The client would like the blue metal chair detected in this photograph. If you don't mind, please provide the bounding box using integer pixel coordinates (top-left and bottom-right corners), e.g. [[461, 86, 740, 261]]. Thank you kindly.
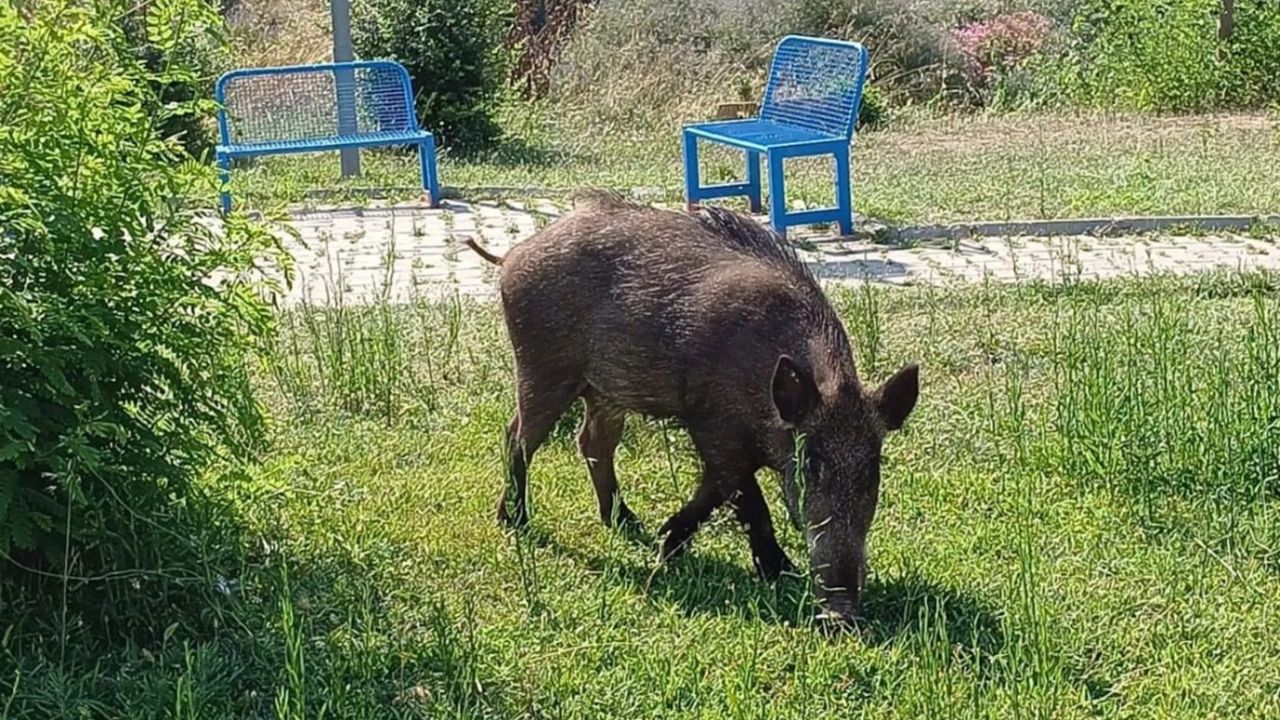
[[215, 60, 440, 213], [682, 36, 869, 237]]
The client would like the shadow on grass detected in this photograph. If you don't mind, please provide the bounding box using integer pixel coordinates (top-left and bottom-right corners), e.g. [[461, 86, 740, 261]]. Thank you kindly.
[[0, 500, 523, 719], [536, 528, 1000, 643], [453, 135, 581, 170], [533, 527, 1115, 701]]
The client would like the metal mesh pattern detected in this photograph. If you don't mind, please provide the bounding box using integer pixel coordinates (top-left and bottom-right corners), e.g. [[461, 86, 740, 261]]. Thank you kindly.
[[761, 38, 867, 139], [219, 62, 416, 146]]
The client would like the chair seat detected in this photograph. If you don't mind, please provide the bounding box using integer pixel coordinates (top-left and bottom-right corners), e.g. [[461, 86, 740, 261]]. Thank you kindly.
[[685, 119, 842, 151], [219, 130, 432, 158]]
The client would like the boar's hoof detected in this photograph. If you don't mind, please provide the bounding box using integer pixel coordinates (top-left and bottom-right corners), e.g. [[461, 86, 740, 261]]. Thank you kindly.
[[815, 597, 864, 634], [657, 519, 694, 562], [496, 497, 530, 529], [603, 502, 641, 530], [753, 551, 796, 581]]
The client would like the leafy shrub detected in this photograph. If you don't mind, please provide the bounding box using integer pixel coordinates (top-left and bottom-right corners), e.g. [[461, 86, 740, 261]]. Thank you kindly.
[[352, 0, 513, 153], [1221, 0, 1280, 107], [950, 10, 1053, 107], [0, 0, 280, 569], [858, 83, 889, 129], [127, 0, 230, 155], [1041, 0, 1280, 111]]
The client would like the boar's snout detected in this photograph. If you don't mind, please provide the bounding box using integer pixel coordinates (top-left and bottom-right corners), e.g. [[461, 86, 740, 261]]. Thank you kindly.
[[811, 534, 869, 621], [778, 363, 920, 628]]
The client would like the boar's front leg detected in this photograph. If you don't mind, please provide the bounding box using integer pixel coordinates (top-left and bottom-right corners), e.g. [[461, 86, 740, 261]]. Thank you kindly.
[[730, 478, 795, 580], [656, 423, 748, 561], [577, 392, 639, 528], [657, 480, 724, 561]]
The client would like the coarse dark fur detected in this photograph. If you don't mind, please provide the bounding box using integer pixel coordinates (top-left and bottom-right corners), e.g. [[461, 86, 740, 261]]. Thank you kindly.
[[473, 190, 919, 621]]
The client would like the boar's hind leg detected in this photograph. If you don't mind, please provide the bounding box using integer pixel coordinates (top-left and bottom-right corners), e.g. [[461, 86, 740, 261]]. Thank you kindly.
[[497, 374, 581, 528], [577, 393, 639, 528], [731, 479, 795, 580]]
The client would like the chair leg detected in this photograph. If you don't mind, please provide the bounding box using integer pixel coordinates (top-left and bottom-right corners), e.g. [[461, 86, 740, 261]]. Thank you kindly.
[[218, 153, 232, 215], [767, 151, 787, 239], [746, 150, 762, 213], [420, 135, 441, 208], [834, 145, 853, 236], [683, 130, 700, 213]]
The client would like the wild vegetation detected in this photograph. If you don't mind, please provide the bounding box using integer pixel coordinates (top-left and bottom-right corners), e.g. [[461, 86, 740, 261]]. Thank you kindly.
[[222, 0, 1280, 219], [3, 0, 1280, 717], [6, 269, 1280, 717], [0, 0, 281, 567]]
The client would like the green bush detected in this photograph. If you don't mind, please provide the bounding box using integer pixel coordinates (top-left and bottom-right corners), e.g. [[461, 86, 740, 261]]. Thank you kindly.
[[0, 0, 280, 569], [1042, 0, 1280, 111], [858, 82, 889, 129], [124, 0, 230, 156], [1223, 0, 1280, 107], [353, 0, 513, 153]]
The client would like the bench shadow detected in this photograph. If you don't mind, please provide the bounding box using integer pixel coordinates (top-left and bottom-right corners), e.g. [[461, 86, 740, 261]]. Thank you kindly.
[[808, 256, 912, 283]]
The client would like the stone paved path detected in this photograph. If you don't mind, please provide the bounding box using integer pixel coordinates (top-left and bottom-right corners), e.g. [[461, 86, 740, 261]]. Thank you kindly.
[[271, 200, 1280, 306]]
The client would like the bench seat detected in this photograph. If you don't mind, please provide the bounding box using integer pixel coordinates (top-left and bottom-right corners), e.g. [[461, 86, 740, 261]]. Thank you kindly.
[[684, 119, 845, 153], [218, 130, 433, 159]]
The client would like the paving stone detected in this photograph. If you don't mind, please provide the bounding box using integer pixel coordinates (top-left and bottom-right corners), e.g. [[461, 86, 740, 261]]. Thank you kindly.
[[261, 201, 1280, 307]]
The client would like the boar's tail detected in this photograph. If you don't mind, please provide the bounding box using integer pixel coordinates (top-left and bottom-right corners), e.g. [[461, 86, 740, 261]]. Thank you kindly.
[[464, 237, 504, 266]]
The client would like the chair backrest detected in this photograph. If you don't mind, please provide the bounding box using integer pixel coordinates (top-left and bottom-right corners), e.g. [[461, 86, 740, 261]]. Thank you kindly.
[[760, 36, 868, 140], [215, 61, 418, 146]]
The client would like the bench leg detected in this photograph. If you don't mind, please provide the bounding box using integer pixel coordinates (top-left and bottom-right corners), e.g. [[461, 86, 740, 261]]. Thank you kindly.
[[420, 135, 441, 208], [218, 153, 232, 215], [767, 150, 787, 239], [834, 145, 853, 236], [682, 130, 700, 213], [746, 150, 762, 213]]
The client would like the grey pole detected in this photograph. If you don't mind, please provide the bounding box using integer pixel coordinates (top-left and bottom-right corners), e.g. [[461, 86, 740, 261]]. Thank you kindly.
[[332, 0, 361, 177]]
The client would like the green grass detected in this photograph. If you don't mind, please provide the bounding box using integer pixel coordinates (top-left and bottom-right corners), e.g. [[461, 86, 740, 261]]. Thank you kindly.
[[4, 271, 1279, 717], [226, 111, 1280, 225]]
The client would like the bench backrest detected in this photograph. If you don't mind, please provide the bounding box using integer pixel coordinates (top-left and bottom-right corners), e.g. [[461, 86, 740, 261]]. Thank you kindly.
[[760, 36, 868, 140], [215, 61, 418, 146]]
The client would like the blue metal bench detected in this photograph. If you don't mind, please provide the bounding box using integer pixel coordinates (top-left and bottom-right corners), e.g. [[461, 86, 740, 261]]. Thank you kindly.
[[215, 60, 440, 213], [682, 36, 869, 238]]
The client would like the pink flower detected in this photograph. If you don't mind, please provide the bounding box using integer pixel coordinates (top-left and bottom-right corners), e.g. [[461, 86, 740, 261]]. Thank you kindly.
[[950, 11, 1051, 84]]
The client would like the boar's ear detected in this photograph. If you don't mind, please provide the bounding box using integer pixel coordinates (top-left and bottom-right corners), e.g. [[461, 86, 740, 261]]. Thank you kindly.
[[772, 355, 818, 426], [873, 364, 919, 431]]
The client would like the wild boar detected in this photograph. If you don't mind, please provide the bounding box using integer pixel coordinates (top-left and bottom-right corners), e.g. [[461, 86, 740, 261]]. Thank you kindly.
[[466, 191, 918, 623]]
